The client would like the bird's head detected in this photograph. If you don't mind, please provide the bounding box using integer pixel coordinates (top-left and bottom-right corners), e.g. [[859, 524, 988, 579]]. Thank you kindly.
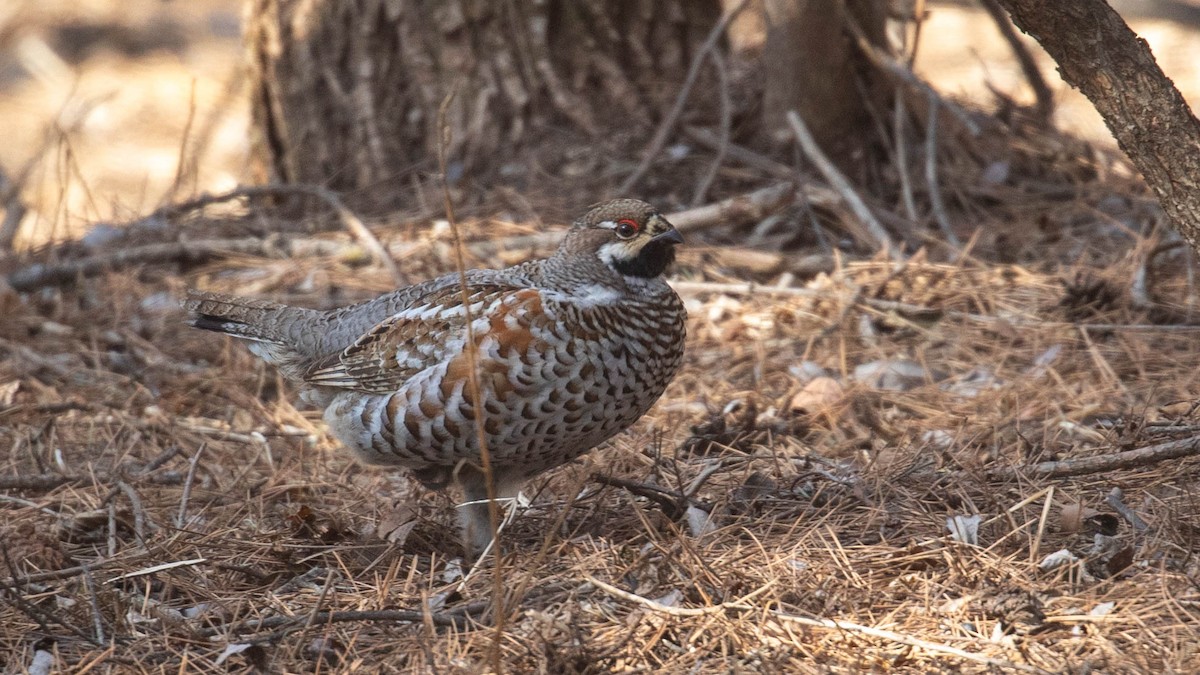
[[561, 199, 683, 279]]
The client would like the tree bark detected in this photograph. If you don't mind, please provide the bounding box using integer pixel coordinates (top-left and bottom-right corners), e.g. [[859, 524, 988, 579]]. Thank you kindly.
[[724, 0, 889, 171], [760, 0, 887, 162], [243, 0, 721, 209], [244, 0, 904, 209], [994, 0, 1200, 252]]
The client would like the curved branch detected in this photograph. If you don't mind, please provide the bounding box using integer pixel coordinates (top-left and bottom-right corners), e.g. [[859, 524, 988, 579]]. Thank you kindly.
[[993, 0, 1200, 253], [978, 0, 1053, 120]]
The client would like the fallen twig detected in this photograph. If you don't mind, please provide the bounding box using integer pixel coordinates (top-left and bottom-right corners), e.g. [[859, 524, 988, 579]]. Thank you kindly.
[[5, 188, 407, 292], [6, 237, 335, 292], [0, 401, 94, 420], [670, 182, 801, 233], [923, 91, 960, 247], [115, 481, 149, 546], [986, 435, 1200, 480], [592, 474, 695, 518], [297, 569, 337, 654], [691, 48, 731, 207], [0, 494, 58, 515], [143, 183, 402, 283], [0, 470, 186, 492], [175, 443, 207, 528], [82, 565, 106, 644], [0, 339, 77, 377], [196, 607, 477, 639], [893, 97, 919, 222], [1106, 487, 1149, 532], [108, 558, 207, 583], [786, 111, 899, 257], [0, 562, 114, 591], [669, 279, 1200, 333], [683, 126, 793, 179], [618, 0, 750, 194], [468, 183, 805, 258], [0, 473, 82, 491], [7, 183, 807, 293]]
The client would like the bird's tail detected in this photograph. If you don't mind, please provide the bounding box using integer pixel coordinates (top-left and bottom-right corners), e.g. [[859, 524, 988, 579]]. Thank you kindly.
[[184, 290, 312, 345]]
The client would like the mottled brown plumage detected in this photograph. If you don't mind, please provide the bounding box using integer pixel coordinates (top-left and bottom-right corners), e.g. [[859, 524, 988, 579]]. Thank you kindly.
[[185, 199, 687, 558]]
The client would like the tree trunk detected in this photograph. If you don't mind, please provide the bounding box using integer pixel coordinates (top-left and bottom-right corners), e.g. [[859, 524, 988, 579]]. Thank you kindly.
[[994, 0, 1200, 252], [758, 0, 889, 166], [245, 0, 900, 210], [722, 0, 889, 171], [244, 0, 721, 210]]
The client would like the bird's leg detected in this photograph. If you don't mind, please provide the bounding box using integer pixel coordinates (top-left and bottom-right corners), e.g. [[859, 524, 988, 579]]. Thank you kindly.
[[455, 466, 522, 563]]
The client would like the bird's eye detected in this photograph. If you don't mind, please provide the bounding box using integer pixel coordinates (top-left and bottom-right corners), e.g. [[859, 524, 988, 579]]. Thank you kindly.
[[614, 219, 639, 239]]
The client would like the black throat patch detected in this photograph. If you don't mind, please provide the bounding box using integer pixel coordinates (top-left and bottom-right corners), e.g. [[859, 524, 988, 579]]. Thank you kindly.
[[609, 240, 677, 279]]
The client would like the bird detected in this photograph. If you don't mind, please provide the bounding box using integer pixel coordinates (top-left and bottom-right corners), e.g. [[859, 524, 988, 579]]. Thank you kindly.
[[184, 199, 687, 559]]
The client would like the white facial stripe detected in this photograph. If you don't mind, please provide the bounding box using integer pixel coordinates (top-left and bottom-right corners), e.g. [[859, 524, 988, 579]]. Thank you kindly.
[[597, 220, 617, 230], [597, 240, 634, 265]]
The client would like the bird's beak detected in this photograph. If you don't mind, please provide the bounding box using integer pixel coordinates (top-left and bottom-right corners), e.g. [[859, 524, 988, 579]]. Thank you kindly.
[[650, 222, 684, 246]]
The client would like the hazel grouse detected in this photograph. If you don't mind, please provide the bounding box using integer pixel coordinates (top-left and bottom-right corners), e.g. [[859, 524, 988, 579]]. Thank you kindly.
[[184, 199, 687, 558]]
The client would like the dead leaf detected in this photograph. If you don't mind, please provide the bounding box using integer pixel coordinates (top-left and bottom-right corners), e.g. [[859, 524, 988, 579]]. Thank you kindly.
[[0, 380, 18, 406], [730, 472, 777, 507], [685, 504, 718, 537], [1060, 503, 1100, 533], [653, 589, 684, 608], [216, 643, 268, 668], [27, 649, 54, 675], [789, 376, 844, 415], [1039, 549, 1084, 573], [286, 504, 315, 529], [947, 514, 981, 545], [1106, 546, 1134, 576], [306, 636, 344, 666], [980, 159, 1011, 186], [788, 361, 828, 382], [853, 359, 935, 391], [376, 503, 419, 545]]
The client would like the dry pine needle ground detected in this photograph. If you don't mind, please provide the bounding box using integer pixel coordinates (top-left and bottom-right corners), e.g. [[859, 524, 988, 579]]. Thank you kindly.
[[4, 156, 1200, 672]]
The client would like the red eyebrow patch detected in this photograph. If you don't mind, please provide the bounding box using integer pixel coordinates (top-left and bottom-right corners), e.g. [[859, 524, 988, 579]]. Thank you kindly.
[[617, 218, 640, 231]]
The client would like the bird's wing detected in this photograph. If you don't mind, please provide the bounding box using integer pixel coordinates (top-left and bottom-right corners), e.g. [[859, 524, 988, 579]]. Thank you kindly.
[[303, 282, 552, 395]]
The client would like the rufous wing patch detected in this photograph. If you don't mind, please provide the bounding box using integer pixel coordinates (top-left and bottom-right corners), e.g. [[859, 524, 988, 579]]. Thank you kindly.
[[440, 288, 549, 405]]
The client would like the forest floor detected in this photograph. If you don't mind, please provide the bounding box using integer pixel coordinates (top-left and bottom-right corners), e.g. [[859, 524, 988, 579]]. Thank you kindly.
[[4, 1, 1200, 673]]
